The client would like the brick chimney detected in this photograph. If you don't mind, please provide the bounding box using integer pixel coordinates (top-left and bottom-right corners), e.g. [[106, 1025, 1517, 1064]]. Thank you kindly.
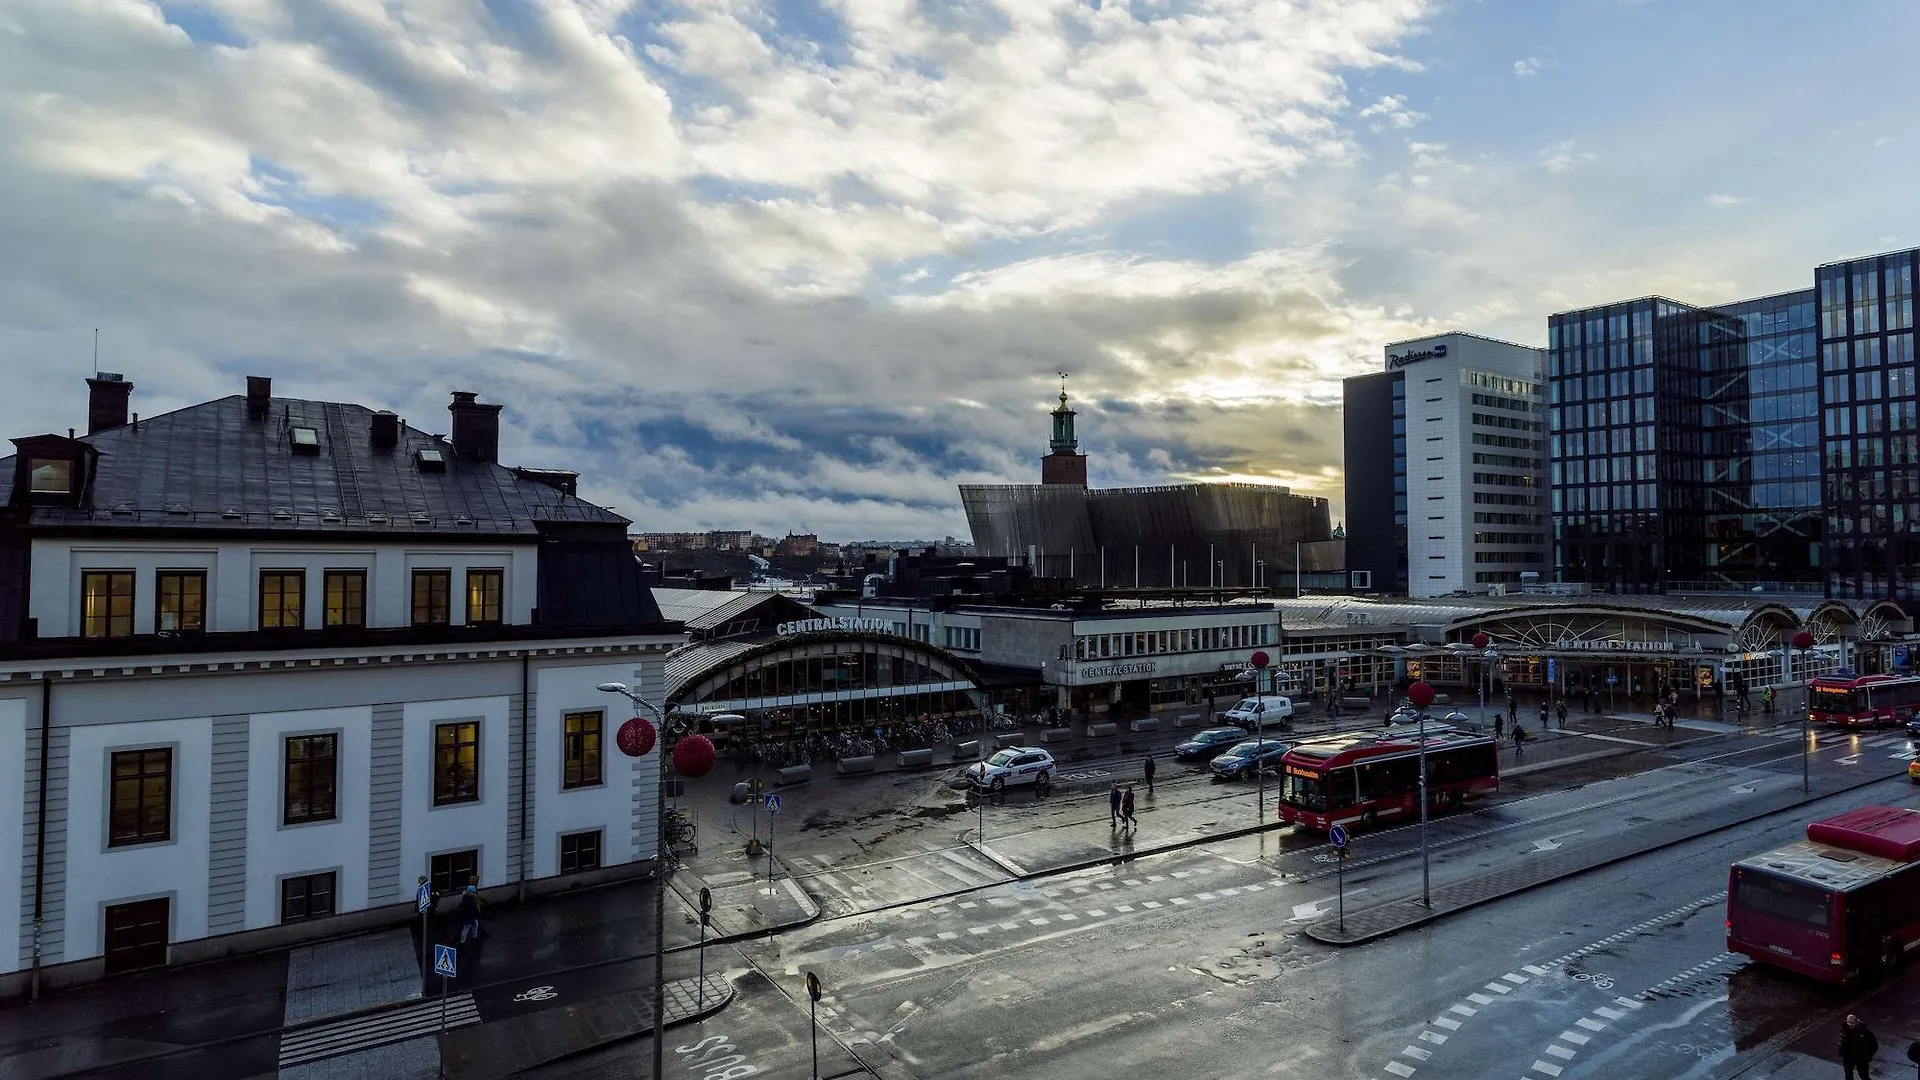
[[370, 410, 400, 449], [246, 375, 272, 418], [86, 373, 132, 434], [448, 391, 502, 463]]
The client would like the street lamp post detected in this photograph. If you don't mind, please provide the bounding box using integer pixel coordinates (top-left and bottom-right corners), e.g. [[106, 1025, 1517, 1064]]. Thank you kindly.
[[1792, 631, 1815, 794], [599, 682, 713, 1080], [1407, 679, 1435, 906], [1470, 633, 1491, 732]]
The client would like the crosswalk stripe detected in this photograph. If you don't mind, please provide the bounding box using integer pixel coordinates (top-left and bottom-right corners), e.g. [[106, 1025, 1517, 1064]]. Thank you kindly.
[[278, 995, 481, 1068]]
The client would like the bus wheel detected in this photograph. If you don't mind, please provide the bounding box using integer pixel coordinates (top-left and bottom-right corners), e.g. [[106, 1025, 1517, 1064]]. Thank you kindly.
[[1362, 810, 1378, 829], [1445, 789, 1462, 808]]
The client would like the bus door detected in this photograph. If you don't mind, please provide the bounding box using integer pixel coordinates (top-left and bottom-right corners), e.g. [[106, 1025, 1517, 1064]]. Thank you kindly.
[[1330, 767, 1357, 817]]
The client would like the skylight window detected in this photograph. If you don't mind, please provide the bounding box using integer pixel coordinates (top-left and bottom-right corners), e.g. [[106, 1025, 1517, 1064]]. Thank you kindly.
[[290, 427, 320, 454], [415, 448, 447, 472]]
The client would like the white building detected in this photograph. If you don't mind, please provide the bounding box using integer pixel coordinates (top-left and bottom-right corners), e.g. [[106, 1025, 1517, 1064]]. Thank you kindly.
[[1387, 333, 1550, 598], [0, 375, 683, 992]]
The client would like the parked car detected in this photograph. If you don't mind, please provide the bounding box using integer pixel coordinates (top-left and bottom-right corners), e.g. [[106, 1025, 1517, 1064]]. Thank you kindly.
[[1175, 727, 1251, 761], [1222, 695, 1295, 731], [1209, 739, 1291, 780], [964, 747, 1055, 792]]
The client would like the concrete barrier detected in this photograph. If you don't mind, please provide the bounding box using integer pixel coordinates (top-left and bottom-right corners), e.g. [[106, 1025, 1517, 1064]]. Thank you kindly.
[[1086, 722, 1119, 738], [897, 748, 934, 767], [776, 764, 812, 785], [995, 733, 1026, 749], [836, 756, 875, 775], [1339, 696, 1371, 712], [953, 740, 980, 760], [1130, 717, 1161, 733], [1177, 713, 1203, 728], [1040, 727, 1074, 744]]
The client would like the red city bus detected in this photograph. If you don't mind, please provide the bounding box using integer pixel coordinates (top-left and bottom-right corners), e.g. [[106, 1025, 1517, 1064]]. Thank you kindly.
[[1274, 728, 1500, 831], [1727, 805, 1920, 983], [1808, 674, 1920, 727]]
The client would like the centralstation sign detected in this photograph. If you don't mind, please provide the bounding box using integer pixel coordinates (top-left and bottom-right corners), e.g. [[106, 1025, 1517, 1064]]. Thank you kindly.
[[777, 616, 894, 636]]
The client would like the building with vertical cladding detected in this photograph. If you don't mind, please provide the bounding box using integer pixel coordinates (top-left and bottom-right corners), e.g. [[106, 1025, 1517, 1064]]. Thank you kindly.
[[1817, 249, 1920, 599], [1342, 333, 1547, 598], [0, 374, 685, 991]]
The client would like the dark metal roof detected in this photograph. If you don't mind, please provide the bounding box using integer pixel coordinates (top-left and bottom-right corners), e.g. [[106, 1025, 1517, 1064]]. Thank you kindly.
[[0, 394, 628, 538]]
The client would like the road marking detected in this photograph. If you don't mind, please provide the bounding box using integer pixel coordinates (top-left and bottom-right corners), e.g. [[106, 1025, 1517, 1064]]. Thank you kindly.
[[1095, 882, 1116, 890], [1594, 1006, 1626, 1020], [1028, 918, 1049, 926], [1384, 1062, 1416, 1078], [1197, 892, 1219, 900], [1529, 830, 1584, 853], [958, 902, 978, 909], [1449, 1004, 1477, 1017], [1172, 871, 1193, 879], [1531, 1060, 1564, 1076], [1466, 993, 1493, 1005], [1505, 972, 1530, 984], [1401, 1045, 1432, 1061], [998, 922, 1019, 931], [1484, 982, 1511, 994], [1418, 1030, 1448, 1045], [1575, 1017, 1606, 1032], [1087, 909, 1106, 917], [1243, 883, 1264, 892], [1115, 905, 1134, 913], [1148, 875, 1166, 882], [1056, 912, 1078, 921], [1123, 879, 1143, 887], [1558, 1031, 1590, 1046], [1612, 997, 1642, 1010], [967, 926, 991, 935], [278, 995, 481, 1069], [1544, 1045, 1575, 1060], [906, 937, 931, 947], [1522, 965, 1550, 976], [937, 931, 958, 940], [1729, 781, 1760, 794], [1433, 1016, 1462, 1031], [1142, 900, 1163, 909], [1170, 897, 1191, 906]]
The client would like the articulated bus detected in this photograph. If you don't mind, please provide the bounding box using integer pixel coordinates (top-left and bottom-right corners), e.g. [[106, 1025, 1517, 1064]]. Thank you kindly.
[[1808, 674, 1920, 727], [1274, 728, 1500, 832], [1727, 805, 1920, 984]]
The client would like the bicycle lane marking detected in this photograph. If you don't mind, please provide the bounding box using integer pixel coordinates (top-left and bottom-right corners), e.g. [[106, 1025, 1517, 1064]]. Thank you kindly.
[[1365, 893, 1724, 1080], [1514, 952, 1740, 1078]]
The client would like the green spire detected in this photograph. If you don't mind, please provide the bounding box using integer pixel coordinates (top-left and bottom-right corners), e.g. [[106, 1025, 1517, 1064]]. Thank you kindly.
[[1049, 377, 1077, 454]]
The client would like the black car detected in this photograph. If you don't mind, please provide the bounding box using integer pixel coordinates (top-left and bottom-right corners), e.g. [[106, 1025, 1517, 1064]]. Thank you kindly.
[[1905, 715, 1920, 742], [1175, 728, 1249, 761], [1209, 739, 1291, 780]]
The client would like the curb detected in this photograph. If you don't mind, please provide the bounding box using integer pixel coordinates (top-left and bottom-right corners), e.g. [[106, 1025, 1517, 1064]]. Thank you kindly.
[[664, 861, 824, 951], [1303, 763, 1908, 947]]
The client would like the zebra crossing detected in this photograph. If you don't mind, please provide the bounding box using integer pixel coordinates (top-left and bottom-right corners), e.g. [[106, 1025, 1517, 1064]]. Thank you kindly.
[[276, 993, 482, 1069], [1755, 727, 1916, 758], [793, 847, 1012, 914]]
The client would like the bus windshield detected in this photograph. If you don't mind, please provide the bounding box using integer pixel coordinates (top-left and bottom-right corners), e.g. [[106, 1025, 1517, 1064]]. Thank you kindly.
[[1811, 684, 1858, 713], [1732, 870, 1831, 930], [1281, 770, 1326, 811]]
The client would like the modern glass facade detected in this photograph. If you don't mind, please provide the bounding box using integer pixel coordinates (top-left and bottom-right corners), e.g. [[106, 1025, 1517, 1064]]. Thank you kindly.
[[1392, 373, 1408, 592], [1818, 249, 1920, 599]]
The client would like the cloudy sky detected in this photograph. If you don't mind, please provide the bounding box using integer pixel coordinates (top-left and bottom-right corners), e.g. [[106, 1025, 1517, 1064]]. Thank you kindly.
[[3, 0, 1917, 539]]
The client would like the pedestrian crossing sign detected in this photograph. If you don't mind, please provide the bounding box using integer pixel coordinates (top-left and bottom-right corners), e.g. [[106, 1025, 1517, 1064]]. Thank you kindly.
[[433, 944, 458, 979], [416, 882, 431, 913]]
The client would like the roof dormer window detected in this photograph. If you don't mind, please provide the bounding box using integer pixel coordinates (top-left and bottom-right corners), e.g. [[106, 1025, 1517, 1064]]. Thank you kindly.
[[28, 458, 71, 494], [290, 427, 320, 454], [415, 447, 446, 472]]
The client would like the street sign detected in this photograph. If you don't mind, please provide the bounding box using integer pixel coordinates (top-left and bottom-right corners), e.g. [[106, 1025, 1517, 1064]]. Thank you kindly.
[[700, 886, 713, 913], [1329, 824, 1349, 849], [1546, 659, 1556, 682], [1606, 674, 1619, 686], [805, 971, 823, 1002], [765, 794, 782, 815], [433, 944, 459, 979], [416, 882, 432, 914]]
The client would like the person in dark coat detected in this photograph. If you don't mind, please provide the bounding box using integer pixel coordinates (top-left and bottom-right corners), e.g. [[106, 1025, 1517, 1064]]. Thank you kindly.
[[457, 885, 484, 945], [1538, 702, 1549, 730], [1121, 786, 1137, 831], [1840, 1013, 1877, 1079], [1143, 755, 1156, 796], [1109, 784, 1122, 829]]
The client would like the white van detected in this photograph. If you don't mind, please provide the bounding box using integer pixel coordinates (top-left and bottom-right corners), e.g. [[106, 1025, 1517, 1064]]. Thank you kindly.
[[1224, 695, 1294, 730]]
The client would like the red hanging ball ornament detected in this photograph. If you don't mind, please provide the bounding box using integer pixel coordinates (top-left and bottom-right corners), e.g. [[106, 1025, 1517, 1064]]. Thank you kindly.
[[1471, 632, 1490, 649], [1407, 680, 1436, 709], [672, 734, 716, 778], [616, 717, 657, 758], [1791, 630, 1815, 651]]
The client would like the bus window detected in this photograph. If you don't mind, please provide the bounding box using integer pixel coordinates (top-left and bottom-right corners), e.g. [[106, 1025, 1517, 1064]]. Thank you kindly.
[[1732, 871, 1831, 929], [1330, 768, 1357, 809], [1283, 771, 1326, 811]]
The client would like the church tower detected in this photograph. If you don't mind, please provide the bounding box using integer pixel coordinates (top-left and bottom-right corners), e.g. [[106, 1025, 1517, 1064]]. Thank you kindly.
[[1040, 379, 1088, 486]]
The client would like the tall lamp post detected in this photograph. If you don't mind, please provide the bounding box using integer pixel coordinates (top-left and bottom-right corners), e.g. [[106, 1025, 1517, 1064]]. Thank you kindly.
[[599, 682, 716, 1080], [1470, 633, 1491, 731], [1791, 631, 1815, 794], [1407, 679, 1435, 906]]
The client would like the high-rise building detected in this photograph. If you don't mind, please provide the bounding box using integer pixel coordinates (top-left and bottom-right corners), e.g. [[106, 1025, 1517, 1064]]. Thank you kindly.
[[1546, 289, 1821, 594], [1817, 248, 1919, 599], [1343, 333, 1547, 598]]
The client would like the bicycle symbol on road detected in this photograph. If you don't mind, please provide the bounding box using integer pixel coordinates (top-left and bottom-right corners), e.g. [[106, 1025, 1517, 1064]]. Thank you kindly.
[[513, 985, 560, 1002], [1571, 972, 1615, 990]]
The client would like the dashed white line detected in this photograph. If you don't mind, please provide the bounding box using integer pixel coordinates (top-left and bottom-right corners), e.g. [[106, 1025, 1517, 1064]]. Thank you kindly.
[[1575, 1017, 1606, 1032], [1401, 1045, 1433, 1061], [1432, 1016, 1462, 1031]]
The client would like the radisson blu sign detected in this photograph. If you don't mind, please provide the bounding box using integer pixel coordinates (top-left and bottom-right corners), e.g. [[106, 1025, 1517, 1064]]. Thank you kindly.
[[1387, 343, 1447, 368]]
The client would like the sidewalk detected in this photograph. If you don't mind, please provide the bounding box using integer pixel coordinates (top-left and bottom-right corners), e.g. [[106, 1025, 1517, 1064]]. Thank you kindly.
[[1736, 965, 1920, 1078], [0, 842, 819, 1080]]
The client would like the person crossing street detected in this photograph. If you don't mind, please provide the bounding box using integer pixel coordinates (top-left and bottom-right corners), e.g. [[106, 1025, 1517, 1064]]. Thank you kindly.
[[1120, 785, 1137, 832], [1840, 1013, 1878, 1079], [1109, 783, 1123, 829], [1143, 754, 1156, 796]]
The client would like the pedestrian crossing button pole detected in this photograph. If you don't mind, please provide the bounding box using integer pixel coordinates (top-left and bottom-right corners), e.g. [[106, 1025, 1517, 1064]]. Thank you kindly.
[[765, 793, 782, 897], [1792, 630, 1815, 793], [433, 943, 458, 1079], [805, 971, 824, 1079], [1331, 824, 1350, 933], [1407, 679, 1435, 907], [698, 887, 713, 1009]]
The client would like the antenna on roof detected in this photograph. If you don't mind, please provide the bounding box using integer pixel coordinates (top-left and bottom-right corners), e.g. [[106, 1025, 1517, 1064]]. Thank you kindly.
[[92, 328, 97, 376]]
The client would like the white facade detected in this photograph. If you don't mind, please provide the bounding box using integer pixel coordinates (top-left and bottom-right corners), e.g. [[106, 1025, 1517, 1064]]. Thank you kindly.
[[0, 699, 23, 975], [1390, 333, 1549, 598], [28, 538, 539, 637], [243, 706, 374, 928]]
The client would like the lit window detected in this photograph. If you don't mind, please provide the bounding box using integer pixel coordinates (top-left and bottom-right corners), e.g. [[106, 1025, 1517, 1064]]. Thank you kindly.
[[466, 569, 503, 626], [82, 571, 135, 638], [28, 458, 71, 494]]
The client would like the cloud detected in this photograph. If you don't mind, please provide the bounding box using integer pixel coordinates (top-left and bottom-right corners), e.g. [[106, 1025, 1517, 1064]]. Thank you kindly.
[[1358, 94, 1426, 131], [1704, 193, 1747, 208], [1539, 139, 1597, 174], [1513, 57, 1543, 78], [0, 0, 1442, 536]]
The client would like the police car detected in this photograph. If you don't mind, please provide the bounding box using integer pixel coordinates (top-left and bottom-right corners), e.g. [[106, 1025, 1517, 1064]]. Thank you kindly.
[[965, 747, 1056, 793]]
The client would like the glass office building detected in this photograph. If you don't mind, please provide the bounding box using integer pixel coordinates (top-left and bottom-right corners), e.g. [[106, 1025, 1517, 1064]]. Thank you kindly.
[[1818, 249, 1920, 599], [1548, 291, 1821, 594]]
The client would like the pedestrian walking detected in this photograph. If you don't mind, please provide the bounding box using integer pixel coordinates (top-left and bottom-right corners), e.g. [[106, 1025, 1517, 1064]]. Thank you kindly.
[[1555, 701, 1568, 728], [1121, 785, 1137, 831], [1493, 713, 1504, 739], [1511, 724, 1524, 757], [1109, 783, 1123, 829], [1840, 1013, 1878, 1080], [1539, 702, 1549, 730], [1507, 695, 1518, 725], [457, 884, 484, 945], [1143, 755, 1156, 796]]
